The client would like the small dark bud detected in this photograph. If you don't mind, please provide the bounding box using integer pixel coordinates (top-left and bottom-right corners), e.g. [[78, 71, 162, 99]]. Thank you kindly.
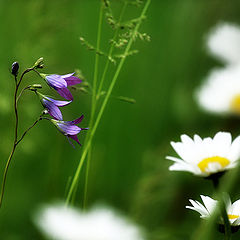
[[11, 61, 19, 76]]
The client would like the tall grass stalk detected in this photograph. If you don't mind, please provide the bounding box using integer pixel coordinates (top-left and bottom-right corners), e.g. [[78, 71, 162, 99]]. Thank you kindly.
[[82, 1, 104, 209], [83, 0, 128, 209], [66, 0, 151, 205], [96, 2, 127, 99]]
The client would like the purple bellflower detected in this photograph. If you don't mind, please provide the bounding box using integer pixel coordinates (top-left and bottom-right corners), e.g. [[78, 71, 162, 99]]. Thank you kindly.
[[50, 115, 88, 146], [37, 92, 72, 120], [41, 73, 82, 100]]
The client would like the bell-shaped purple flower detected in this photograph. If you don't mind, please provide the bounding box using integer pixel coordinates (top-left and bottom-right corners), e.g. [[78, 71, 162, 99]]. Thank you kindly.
[[50, 115, 88, 146], [37, 92, 72, 120], [41, 73, 82, 100]]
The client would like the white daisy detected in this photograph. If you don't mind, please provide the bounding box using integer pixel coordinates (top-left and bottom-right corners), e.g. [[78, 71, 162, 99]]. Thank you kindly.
[[196, 65, 240, 115], [34, 203, 145, 240], [186, 195, 240, 226], [166, 132, 240, 176], [207, 22, 240, 65]]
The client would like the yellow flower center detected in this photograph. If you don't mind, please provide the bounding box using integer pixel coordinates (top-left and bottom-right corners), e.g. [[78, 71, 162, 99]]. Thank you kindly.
[[228, 214, 239, 220], [230, 94, 240, 114], [197, 156, 230, 173]]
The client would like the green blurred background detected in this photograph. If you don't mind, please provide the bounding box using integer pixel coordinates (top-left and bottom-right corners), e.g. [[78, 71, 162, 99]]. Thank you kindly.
[[1, 0, 240, 239]]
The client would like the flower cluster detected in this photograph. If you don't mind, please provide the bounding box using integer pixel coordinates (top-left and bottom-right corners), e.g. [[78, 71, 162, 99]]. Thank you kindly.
[[0, 59, 89, 208], [34, 72, 88, 146]]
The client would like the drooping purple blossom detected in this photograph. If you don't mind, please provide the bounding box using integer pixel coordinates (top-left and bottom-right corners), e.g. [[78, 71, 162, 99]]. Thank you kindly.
[[43, 73, 82, 100], [37, 92, 71, 120], [50, 115, 88, 146]]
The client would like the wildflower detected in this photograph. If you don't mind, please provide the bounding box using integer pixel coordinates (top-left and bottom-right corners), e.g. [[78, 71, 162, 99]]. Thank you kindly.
[[50, 115, 87, 145], [206, 22, 240, 65], [41, 73, 82, 100], [186, 195, 240, 227], [166, 132, 240, 177], [34, 203, 145, 240], [37, 92, 71, 120], [196, 66, 240, 115]]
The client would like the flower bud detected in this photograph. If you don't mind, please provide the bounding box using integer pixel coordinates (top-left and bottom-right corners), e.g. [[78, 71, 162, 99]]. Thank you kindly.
[[42, 109, 48, 115], [31, 84, 42, 89], [33, 57, 44, 69], [11, 61, 19, 76], [28, 84, 42, 92]]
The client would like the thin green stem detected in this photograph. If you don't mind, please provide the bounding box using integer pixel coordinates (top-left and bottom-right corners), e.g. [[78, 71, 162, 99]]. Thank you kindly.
[[14, 78, 19, 141], [17, 68, 34, 89], [0, 67, 35, 207], [16, 117, 42, 145], [83, 0, 127, 210], [212, 178, 231, 239], [82, 1, 104, 209], [0, 143, 16, 207], [16, 86, 30, 104], [66, 0, 151, 205], [83, 148, 91, 209], [222, 205, 231, 240]]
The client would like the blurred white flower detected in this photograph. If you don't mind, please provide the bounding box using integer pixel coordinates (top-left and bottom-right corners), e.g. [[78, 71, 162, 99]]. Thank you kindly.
[[196, 22, 240, 115], [166, 132, 240, 177], [34, 203, 145, 240], [196, 66, 240, 115], [186, 195, 240, 226], [207, 22, 240, 65]]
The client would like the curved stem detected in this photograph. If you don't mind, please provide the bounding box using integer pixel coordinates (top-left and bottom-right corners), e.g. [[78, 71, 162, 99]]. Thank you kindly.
[[0, 143, 17, 207], [66, 0, 151, 205], [17, 68, 34, 89], [15, 68, 34, 140], [16, 117, 42, 145], [0, 67, 35, 208], [16, 86, 30, 104], [0, 117, 41, 207]]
